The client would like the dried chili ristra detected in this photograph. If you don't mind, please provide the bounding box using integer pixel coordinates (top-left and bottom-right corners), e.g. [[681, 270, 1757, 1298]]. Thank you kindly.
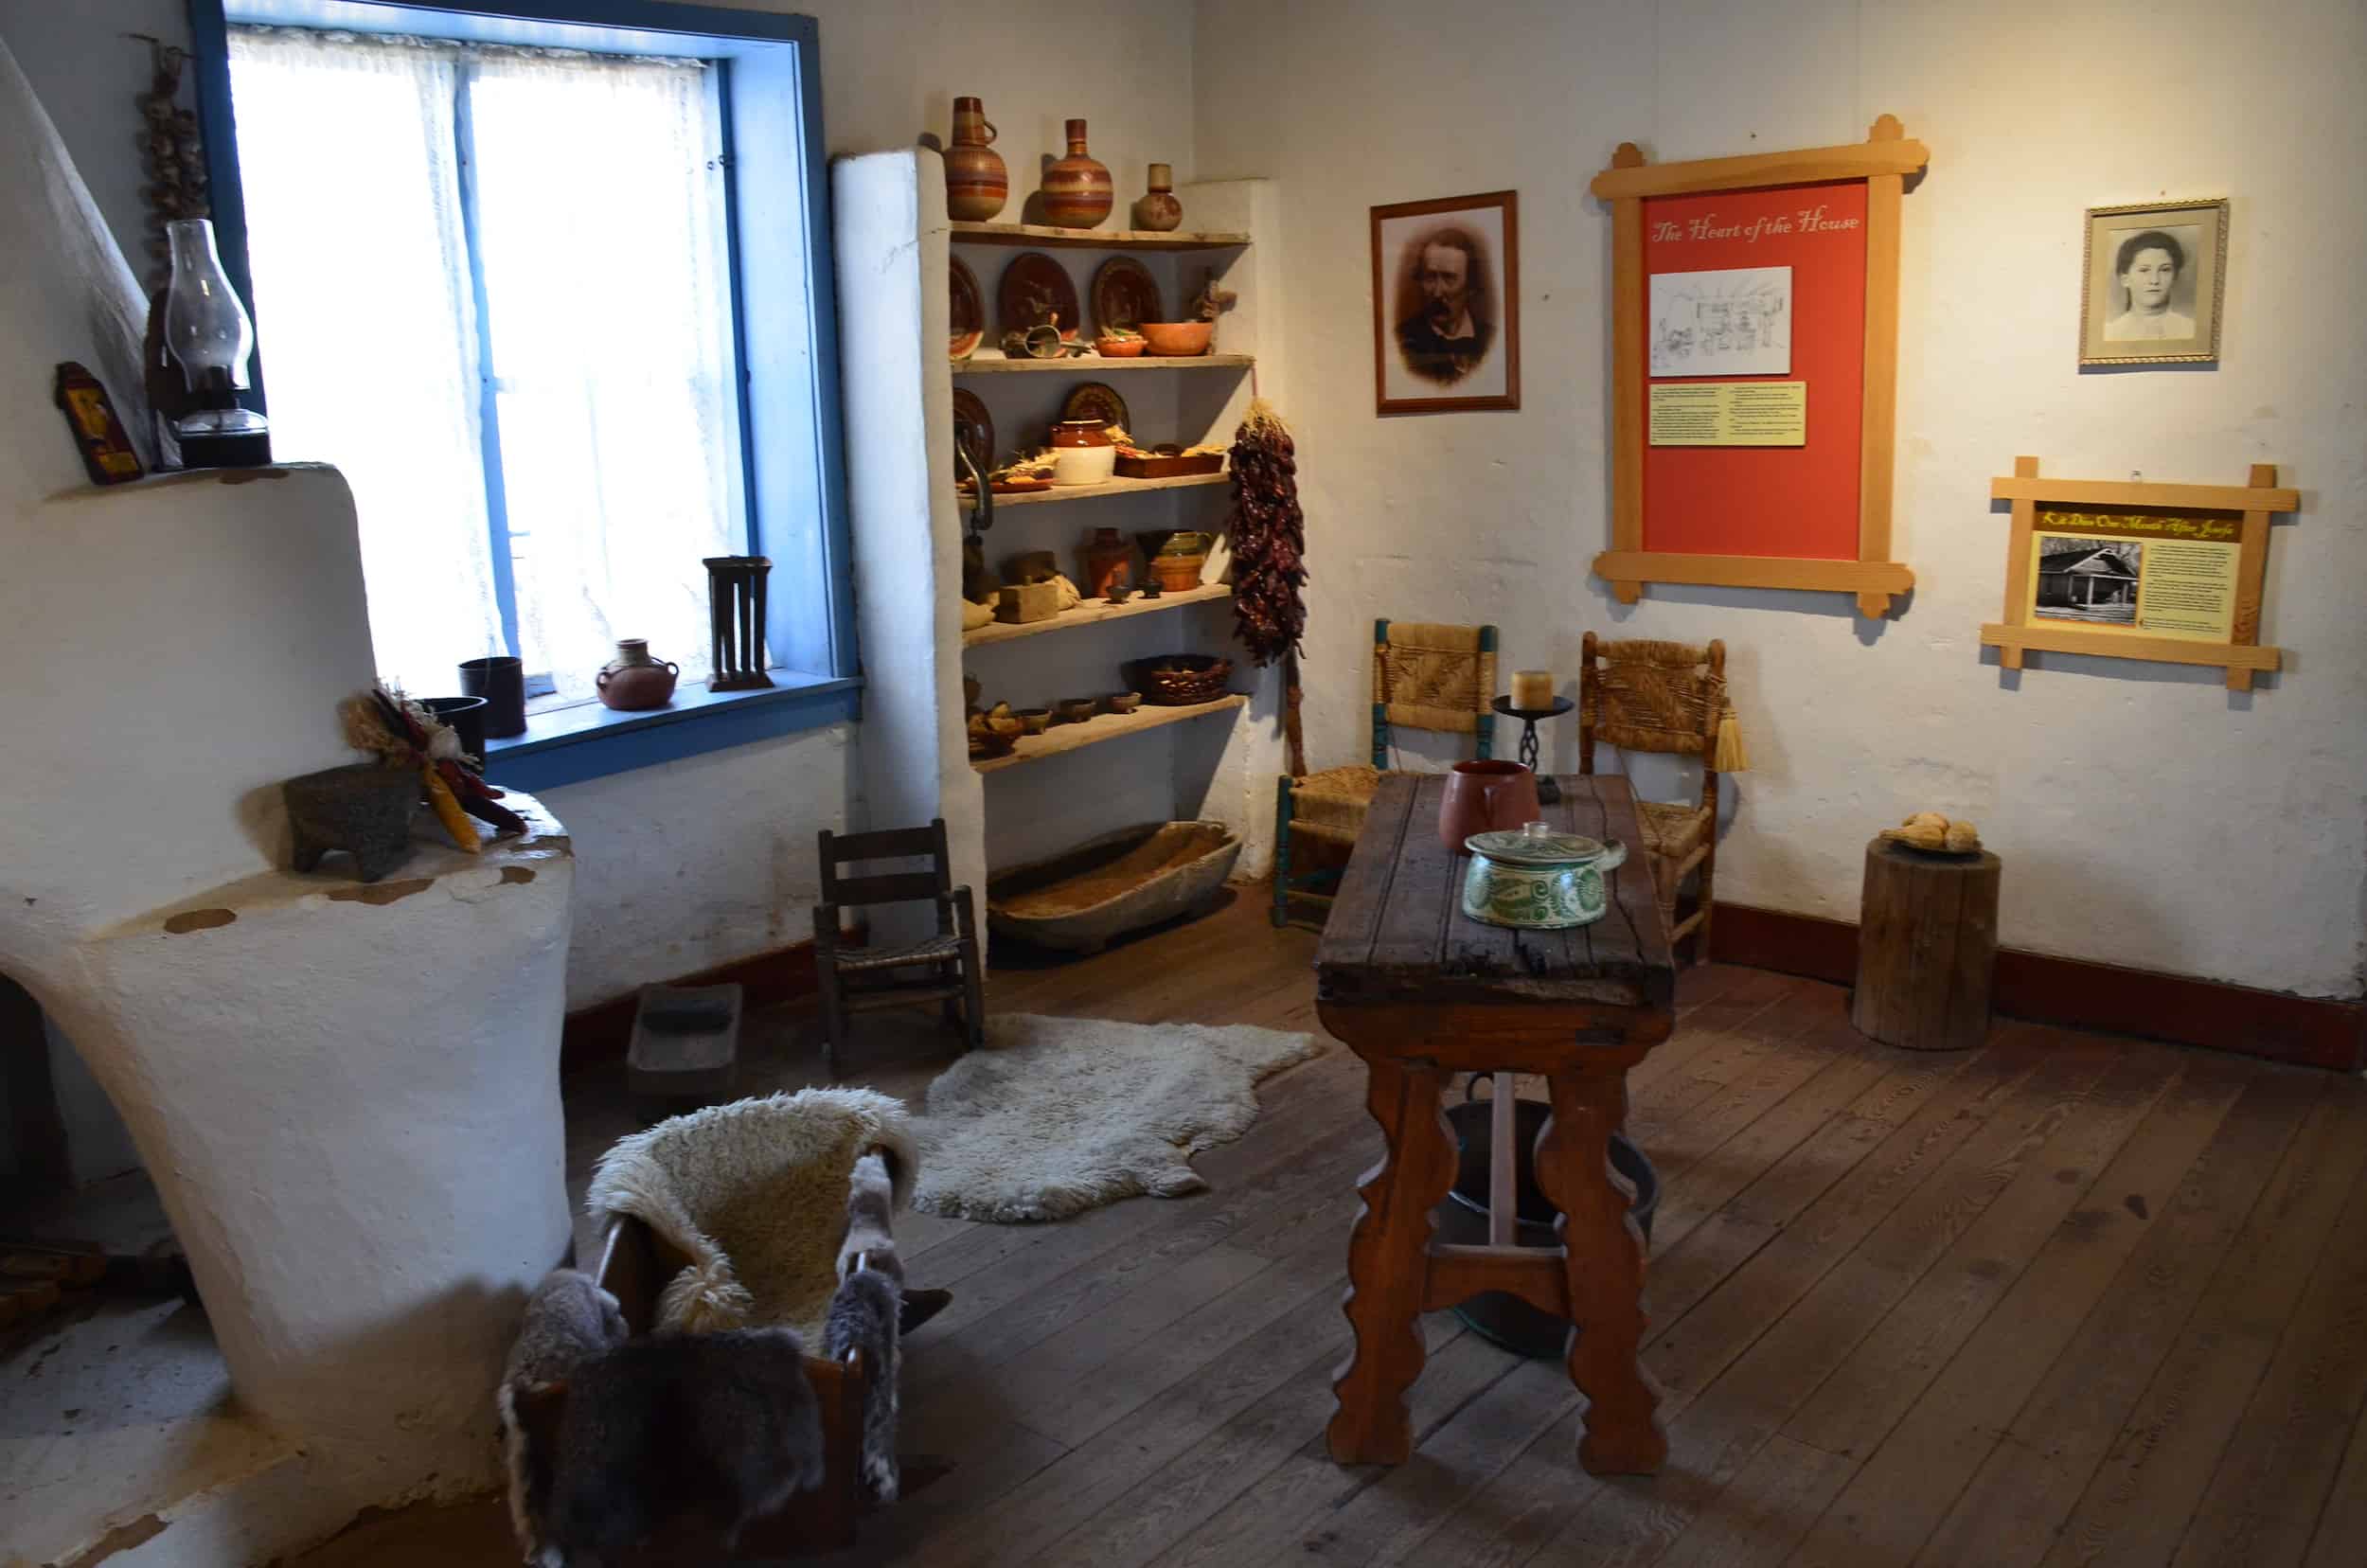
[[1226, 398, 1306, 668]]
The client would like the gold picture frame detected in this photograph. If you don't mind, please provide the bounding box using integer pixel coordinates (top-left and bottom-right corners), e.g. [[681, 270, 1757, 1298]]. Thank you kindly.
[[2079, 198, 2227, 366]]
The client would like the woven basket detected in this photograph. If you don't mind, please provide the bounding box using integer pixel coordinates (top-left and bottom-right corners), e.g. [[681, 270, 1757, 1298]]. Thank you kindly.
[[1127, 654, 1234, 706]]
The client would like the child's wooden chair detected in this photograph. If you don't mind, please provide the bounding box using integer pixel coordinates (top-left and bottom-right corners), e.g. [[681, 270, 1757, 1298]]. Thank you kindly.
[[1272, 619, 1497, 927], [813, 818, 983, 1078], [1577, 633, 1746, 961]]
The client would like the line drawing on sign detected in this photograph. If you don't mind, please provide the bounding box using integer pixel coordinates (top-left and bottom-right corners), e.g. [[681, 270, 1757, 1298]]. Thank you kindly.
[[1650, 266, 1791, 376]]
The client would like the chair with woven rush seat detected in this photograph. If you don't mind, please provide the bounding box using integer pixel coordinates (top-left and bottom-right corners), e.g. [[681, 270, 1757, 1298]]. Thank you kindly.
[[813, 818, 984, 1078], [1272, 619, 1497, 927], [1577, 633, 1746, 962]]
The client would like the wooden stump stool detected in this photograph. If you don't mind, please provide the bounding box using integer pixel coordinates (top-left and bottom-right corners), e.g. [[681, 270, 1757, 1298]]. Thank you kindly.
[[1851, 838, 2001, 1052]]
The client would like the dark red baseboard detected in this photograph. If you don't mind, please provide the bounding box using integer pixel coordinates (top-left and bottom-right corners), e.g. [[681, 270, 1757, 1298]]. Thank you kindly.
[[1711, 902, 2365, 1073], [561, 935, 836, 1077]]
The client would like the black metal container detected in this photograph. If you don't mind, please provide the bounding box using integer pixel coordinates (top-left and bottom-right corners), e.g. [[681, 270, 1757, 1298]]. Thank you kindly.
[[1433, 1089, 1659, 1359], [458, 655, 526, 738], [419, 695, 489, 762]]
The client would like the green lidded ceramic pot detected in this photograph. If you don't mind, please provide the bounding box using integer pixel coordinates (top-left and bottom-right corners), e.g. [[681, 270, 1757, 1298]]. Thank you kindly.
[[1460, 822, 1628, 930]]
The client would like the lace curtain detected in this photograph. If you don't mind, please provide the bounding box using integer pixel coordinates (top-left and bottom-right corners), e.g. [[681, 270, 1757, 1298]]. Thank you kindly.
[[226, 27, 741, 701]]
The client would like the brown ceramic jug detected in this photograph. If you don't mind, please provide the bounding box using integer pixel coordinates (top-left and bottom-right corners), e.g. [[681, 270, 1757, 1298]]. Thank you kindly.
[[1134, 163, 1182, 232], [596, 638, 679, 711], [1436, 759, 1541, 855], [1041, 118, 1112, 228], [944, 97, 1006, 221], [1083, 526, 1134, 597]]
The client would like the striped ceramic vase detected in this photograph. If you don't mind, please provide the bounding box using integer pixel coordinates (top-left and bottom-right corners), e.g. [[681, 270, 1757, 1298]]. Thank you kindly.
[[1041, 118, 1112, 229], [944, 97, 1006, 221]]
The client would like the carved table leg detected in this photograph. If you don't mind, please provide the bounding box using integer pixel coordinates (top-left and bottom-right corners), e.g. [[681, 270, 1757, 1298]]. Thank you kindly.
[[1535, 1068, 1667, 1475], [1327, 1053, 1456, 1466]]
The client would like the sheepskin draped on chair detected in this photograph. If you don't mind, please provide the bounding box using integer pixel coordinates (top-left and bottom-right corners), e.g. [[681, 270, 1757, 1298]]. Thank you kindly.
[[1578, 633, 1748, 961], [1272, 620, 1498, 926], [586, 1088, 918, 1342]]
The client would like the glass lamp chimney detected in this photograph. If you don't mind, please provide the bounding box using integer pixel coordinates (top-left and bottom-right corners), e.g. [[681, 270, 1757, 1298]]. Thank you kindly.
[[164, 219, 255, 401]]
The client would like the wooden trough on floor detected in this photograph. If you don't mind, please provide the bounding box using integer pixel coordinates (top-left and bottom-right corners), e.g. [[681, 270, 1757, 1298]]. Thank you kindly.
[[986, 820, 1242, 953]]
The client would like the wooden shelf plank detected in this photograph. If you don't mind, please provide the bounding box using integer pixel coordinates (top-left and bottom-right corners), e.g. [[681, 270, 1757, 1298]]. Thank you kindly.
[[951, 221, 1249, 252], [965, 471, 1229, 510], [965, 582, 1231, 648], [972, 694, 1247, 774], [955, 354, 1252, 375]]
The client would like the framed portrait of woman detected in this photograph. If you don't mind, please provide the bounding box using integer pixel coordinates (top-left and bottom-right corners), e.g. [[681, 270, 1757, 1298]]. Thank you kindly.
[[1369, 190, 1520, 414], [2079, 198, 2227, 366]]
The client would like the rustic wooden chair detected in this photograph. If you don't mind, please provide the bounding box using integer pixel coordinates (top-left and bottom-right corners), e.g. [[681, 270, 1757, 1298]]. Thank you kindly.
[[1577, 633, 1745, 962], [813, 818, 983, 1078], [1272, 619, 1497, 927]]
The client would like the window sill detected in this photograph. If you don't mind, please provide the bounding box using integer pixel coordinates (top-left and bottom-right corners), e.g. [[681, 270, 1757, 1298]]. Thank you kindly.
[[482, 669, 861, 792]]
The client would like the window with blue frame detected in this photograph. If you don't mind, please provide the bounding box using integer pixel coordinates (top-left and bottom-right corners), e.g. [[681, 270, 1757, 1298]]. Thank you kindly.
[[192, 1, 857, 787]]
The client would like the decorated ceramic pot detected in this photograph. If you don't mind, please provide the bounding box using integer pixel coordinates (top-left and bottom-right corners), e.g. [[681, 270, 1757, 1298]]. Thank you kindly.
[[1459, 822, 1628, 930], [596, 638, 679, 711], [1050, 419, 1116, 486], [1041, 118, 1112, 228], [944, 97, 1007, 221]]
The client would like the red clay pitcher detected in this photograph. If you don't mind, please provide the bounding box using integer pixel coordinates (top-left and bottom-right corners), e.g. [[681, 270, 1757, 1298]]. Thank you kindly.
[[1436, 759, 1541, 854]]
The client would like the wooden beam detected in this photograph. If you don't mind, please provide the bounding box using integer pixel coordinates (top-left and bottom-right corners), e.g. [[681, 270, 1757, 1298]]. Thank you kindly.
[[1857, 116, 1907, 620], [1608, 145, 1647, 605], [1593, 550, 1914, 597], [1988, 475, 2300, 513], [1978, 623, 2281, 672], [1590, 130, 1929, 202]]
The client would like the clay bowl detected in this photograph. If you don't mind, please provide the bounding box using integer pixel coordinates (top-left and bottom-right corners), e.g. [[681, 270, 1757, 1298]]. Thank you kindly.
[[1137, 321, 1213, 357], [1016, 707, 1053, 735], [1054, 697, 1099, 724], [1095, 336, 1147, 358], [1104, 692, 1144, 715]]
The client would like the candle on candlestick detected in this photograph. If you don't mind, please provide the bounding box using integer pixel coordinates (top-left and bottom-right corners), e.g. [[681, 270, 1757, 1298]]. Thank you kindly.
[[1511, 669, 1555, 711]]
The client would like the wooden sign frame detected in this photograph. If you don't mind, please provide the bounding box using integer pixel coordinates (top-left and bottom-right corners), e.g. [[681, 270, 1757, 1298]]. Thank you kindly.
[[1590, 116, 1927, 618], [1981, 455, 2299, 691]]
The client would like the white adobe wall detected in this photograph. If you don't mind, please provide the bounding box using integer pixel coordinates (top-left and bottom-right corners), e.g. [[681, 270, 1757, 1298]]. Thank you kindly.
[[0, 0, 1200, 1007], [1194, 0, 2367, 999]]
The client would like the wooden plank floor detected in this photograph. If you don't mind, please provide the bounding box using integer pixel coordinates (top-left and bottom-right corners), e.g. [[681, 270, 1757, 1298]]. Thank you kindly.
[[292, 891, 2367, 1568]]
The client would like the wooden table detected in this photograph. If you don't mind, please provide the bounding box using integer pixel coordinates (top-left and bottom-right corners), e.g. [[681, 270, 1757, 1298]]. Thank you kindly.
[[1315, 773, 1676, 1475]]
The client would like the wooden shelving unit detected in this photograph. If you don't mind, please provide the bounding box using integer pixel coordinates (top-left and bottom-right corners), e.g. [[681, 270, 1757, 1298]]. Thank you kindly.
[[971, 694, 1248, 775], [965, 472, 1228, 510], [951, 221, 1249, 252], [955, 354, 1253, 375], [964, 582, 1230, 648]]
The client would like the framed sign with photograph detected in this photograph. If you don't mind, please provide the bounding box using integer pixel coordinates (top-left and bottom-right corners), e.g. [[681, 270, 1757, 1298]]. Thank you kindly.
[[2079, 198, 2227, 366], [1369, 190, 1520, 414], [1981, 455, 2299, 690]]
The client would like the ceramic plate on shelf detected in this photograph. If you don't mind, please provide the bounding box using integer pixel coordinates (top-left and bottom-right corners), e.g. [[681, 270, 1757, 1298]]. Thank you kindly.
[[1059, 382, 1131, 436], [952, 387, 994, 478], [997, 251, 1081, 341], [1091, 257, 1163, 337], [949, 255, 984, 360]]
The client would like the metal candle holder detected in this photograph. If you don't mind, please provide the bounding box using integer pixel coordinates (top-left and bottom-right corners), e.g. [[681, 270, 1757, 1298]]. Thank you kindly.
[[703, 555, 774, 691], [1492, 693, 1575, 780]]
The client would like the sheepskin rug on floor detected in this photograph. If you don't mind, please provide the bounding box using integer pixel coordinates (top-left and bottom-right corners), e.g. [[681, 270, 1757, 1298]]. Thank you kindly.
[[911, 1014, 1322, 1222]]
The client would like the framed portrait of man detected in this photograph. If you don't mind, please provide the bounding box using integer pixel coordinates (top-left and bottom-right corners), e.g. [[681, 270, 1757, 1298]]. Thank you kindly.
[[1370, 190, 1520, 414], [2079, 198, 2227, 366]]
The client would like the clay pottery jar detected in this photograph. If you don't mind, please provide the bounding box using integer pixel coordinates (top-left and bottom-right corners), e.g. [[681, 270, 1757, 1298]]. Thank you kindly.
[[1436, 759, 1541, 855], [1041, 118, 1112, 228], [1139, 526, 1210, 591], [1134, 163, 1182, 232], [596, 638, 679, 711], [1083, 526, 1134, 597], [1050, 419, 1116, 487], [944, 98, 1006, 221]]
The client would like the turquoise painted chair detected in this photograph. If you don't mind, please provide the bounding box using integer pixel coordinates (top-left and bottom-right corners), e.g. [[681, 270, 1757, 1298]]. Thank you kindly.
[[1272, 619, 1497, 928]]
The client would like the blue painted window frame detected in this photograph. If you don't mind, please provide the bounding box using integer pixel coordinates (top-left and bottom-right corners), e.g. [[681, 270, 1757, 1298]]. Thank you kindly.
[[187, 0, 860, 792]]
